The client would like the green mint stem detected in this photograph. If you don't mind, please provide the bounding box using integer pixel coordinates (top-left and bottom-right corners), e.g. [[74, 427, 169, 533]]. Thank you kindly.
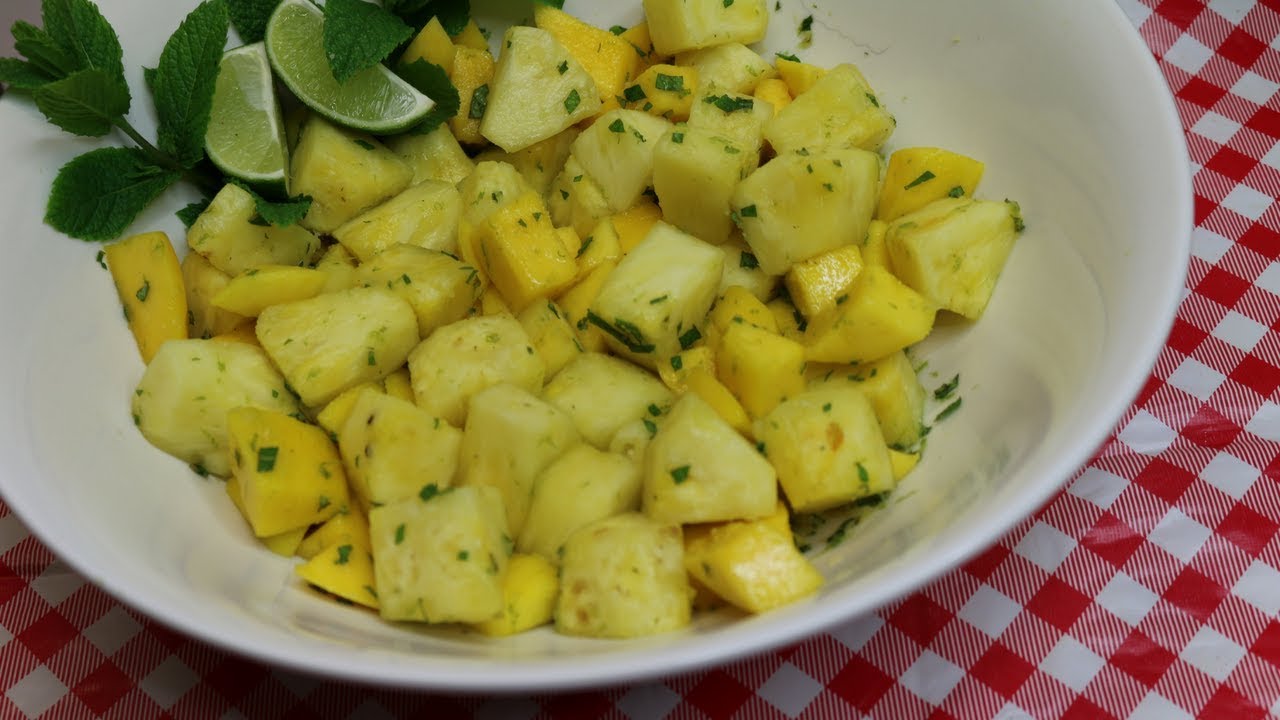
[[112, 118, 221, 196]]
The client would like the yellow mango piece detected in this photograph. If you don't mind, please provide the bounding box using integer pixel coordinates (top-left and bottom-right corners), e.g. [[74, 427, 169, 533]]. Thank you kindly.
[[576, 218, 623, 279], [471, 553, 559, 636], [611, 200, 663, 253], [685, 519, 823, 613], [105, 231, 187, 363], [476, 285, 512, 316], [877, 147, 985, 222], [296, 539, 379, 609], [224, 474, 306, 556], [759, 499, 792, 539], [210, 322, 259, 346], [557, 261, 614, 353], [754, 77, 792, 114], [453, 20, 489, 51], [785, 245, 865, 320], [314, 243, 358, 294], [717, 322, 806, 419], [315, 382, 383, 435], [767, 297, 807, 342], [657, 344, 716, 392], [776, 57, 826, 97], [803, 265, 936, 364], [401, 17, 455, 75], [890, 448, 920, 481], [535, 5, 638, 107], [297, 509, 370, 560], [620, 22, 664, 73], [685, 369, 751, 436], [382, 368, 414, 403], [626, 64, 698, 121], [861, 219, 891, 270], [556, 226, 583, 259], [710, 286, 778, 335], [211, 265, 327, 317], [475, 192, 578, 311], [182, 252, 248, 340], [456, 219, 490, 288], [518, 299, 583, 378], [449, 46, 496, 145], [227, 407, 349, 537], [690, 575, 726, 613]]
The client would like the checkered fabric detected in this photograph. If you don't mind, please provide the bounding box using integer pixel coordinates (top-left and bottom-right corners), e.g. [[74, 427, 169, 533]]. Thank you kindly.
[[2, 0, 1279, 717]]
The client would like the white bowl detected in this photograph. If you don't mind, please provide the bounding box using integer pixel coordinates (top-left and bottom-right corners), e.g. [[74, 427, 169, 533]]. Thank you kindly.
[[0, 0, 1189, 691]]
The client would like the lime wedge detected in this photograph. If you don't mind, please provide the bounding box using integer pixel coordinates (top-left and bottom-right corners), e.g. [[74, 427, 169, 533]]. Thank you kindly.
[[265, 0, 436, 135], [206, 43, 289, 197]]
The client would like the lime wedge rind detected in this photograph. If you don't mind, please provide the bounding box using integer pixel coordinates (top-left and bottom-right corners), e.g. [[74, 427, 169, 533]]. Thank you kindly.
[[206, 42, 290, 195], [265, 0, 436, 135]]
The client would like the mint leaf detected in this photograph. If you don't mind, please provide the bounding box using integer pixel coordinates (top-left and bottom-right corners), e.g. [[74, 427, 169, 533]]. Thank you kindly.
[[11, 20, 76, 78], [392, 0, 470, 36], [398, 59, 460, 135], [533, 0, 565, 7], [177, 199, 211, 227], [323, 0, 413, 84], [33, 68, 130, 136], [41, 0, 125, 81], [153, 0, 228, 169], [46, 147, 182, 241], [226, 0, 279, 44], [230, 179, 313, 227], [0, 57, 56, 89]]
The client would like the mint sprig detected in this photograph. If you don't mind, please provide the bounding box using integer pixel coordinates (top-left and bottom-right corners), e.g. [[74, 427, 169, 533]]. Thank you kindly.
[[323, 0, 413, 84], [388, 0, 471, 36], [33, 68, 130, 136], [225, 0, 280, 44], [45, 148, 183, 241], [152, 0, 229, 169], [397, 58, 461, 135]]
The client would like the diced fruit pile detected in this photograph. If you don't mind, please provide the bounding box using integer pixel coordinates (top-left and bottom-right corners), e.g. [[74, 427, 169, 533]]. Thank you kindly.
[[103, 0, 1024, 639]]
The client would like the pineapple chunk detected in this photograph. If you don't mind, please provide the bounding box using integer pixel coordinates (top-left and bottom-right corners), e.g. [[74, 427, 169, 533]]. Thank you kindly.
[[353, 245, 482, 337], [642, 0, 768, 55], [716, 321, 806, 419], [187, 183, 320, 277], [475, 128, 579, 197], [785, 245, 866, 320], [755, 386, 894, 512], [623, 65, 698, 121], [211, 265, 327, 317], [369, 485, 510, 623], [475, 191, 578, 311], [386, 124, 475, 186], [382, 368, 414, 402], [684, 369, 752, 436], [557, 261, 614, 353], [297, 507, 369, 560], [313, 243, 359, 294], [255, 288, 420, 408], [226, 406, 348, 537], [590, 223, 723, 370], [517, 300, 583, 379], [547, 155, 612, 238], [482, 27, 602, 153], [332, 180, 463, 261], [684, 518, 823, 613], [803, 265, 936, 364], [609, 417, 655, 464], [731, 145, 880, 275], [182, 252, 247, 340], [471, 553, 559, 636], [132, 339, 297, 477], [657, 344, 716, 393], [652, 127, 752, 245], [453, 20, 489, 51], [643, 393, 777, 524], [886, 198, 1023, 320], [717, 239, 779, 302], [407, 314, 544, 426], [290, 116, 413, 234], [105, 231, 186, 363], [571, 109, 673, 213], [768, 296, 807, 341], [890, 448, 920, 480], [533, 5, 638, 108], [576, 218, 623, 278], [877, 147, 985, 221], [763, 64, 896, 155], [449, 46, 495, 146], [675, 43, 776, 95], [400, 17, 455, 75], [861, 219, 891, 270], [542, 353, 674, 448], [775, 56, 825, 97], [688, 88, 772, 163], [754, 77, 792, 114], [315, 382, 381, 435], [810, 351, 926, 450], [295, 535, 379, 609], [556, 513, 690, 638], [610, 199, 664, 253], [338, 389, 462, 509], [518, 444, 642, 561], [458, 384, 581, 536], [458, 161, 532, 227]]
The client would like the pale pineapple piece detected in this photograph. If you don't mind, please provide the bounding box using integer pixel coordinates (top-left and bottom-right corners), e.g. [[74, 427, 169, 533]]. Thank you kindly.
[[808, 351, 926, 449], [609, 416, 657, 465], [675, 43, 776, 95], [187, 183, 320, 277], [877, 147, 985, 222], [458, 161, 532, 227], [542, 353, 674, 448], [256, 288, 420, 407], [548, 155, 612, 238], [517, 300, 583, 379], [471, 553, 559, 636], [482, 27, 602, 153], [381, 367, 414, 403], [643, 393, 777, 524], [313, 243, 359, 295], [211, 265, 327, 317], [556, 513, 691, 638], [290, 115, 413, 234], [754, 386, 894, 512], [731, 145, 880, 275], [132, 339, 298, 477], [181, 252, 247, 340], [458, 384, 581, 537], [590, 223, 723, 370], [475, 128, 579, 197], [763, 64, 896, 155], [657, 344, 716, 394], [315, 382, 382, 436], [684, 369, 752, 436], [533, 5, 638, 109], [338, 388, 462, 509], [571, 109, 672, 212], [407, 314, 545, 426], [803, 265, 936, 364], [353, 245, 481, 337], [652, 127, 753, 245], [885, 198, 1023, 320], [643, 0, 768, 55], [518, 444, 642, 561], [716, 239, 778, 302], [331, 181, 463, 262], [688, 88, 772, 163], [684, 518, 823, 613], [386, 124, 475, 186], [369, 485, 510, 623]]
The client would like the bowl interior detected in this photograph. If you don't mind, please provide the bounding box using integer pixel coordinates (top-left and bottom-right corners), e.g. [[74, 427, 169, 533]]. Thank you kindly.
[[0, 0, 1189, 690]]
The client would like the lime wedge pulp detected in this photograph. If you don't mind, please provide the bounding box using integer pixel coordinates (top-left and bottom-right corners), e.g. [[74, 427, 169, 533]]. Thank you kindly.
[[265, 0, 436, 135], [206, 42, 290, 196]]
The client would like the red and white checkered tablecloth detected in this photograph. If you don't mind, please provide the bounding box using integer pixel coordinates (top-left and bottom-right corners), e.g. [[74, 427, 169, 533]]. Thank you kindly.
[[2, 0, 1279, 717]]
